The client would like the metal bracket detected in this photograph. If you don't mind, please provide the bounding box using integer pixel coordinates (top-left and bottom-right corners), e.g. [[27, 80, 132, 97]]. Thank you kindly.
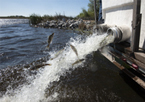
[[132, 14, 142, 29]]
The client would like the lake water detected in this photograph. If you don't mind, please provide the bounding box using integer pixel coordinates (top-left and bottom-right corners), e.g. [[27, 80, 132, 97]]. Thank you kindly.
[[0, 19, 144, 102]]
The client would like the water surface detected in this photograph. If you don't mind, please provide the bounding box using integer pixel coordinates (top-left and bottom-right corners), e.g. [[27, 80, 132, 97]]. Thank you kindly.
[[0, 19, 144, 102]]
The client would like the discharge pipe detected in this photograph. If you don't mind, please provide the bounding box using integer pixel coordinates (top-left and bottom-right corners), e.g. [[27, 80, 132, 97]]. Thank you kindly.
[[106, 26, 131, 43]]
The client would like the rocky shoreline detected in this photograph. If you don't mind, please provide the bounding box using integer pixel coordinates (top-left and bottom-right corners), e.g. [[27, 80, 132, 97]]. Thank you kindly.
[[31, 19, 95, 34]]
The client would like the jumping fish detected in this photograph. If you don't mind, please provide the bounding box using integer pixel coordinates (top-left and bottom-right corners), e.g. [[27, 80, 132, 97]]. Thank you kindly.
[[70, 44, 79, 58], [30, 63, 51, 70], [50, 49, 64, 60], [72, 59, 85, 66], [70, 44, 85, 65], [47, 33, 54, 49]]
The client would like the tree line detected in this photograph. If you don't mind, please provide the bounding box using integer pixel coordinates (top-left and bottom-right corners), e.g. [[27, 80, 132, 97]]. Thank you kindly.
[[29, 0, 100, 25], [77, 0, 100, 20]]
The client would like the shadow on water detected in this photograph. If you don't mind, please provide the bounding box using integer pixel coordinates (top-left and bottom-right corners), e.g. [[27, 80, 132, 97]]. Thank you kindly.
[[42, 51, 145, 102], [43, 51, 124, 102], [119, 70, 145, 101]]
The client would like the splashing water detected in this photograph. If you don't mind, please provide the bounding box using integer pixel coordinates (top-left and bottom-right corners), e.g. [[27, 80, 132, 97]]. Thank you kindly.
[[0, 33, 114, 102]]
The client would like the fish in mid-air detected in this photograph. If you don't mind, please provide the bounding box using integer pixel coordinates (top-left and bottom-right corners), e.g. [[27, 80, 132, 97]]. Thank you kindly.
[[70, 44, 85, 65], [30, 63, 51, 70], [70, 44, 79, 58], [72, 59, 85, 66], [46, 33, 54, 49]]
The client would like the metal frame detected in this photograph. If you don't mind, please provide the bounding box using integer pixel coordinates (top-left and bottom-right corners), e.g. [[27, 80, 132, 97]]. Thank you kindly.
[[131, 0, 142, 52]]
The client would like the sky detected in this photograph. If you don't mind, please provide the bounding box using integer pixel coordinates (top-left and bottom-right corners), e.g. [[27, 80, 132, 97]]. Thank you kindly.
[[0, 0, 90, 17]]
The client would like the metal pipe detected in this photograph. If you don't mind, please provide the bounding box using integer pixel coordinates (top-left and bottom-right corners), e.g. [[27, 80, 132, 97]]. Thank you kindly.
[[107, 26, 131, 43]]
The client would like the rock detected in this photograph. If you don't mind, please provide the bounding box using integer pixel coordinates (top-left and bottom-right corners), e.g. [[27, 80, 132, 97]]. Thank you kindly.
[[34, 18, 93, 31], [62, 22, 69, 28], [49, 23, 56, 28], [50, 20, 57, 24], [86, 21, 91, 24]]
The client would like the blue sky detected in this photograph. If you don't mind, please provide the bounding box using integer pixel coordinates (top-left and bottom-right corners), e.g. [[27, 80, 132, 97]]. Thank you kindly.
[[0, 0, 89, 17]]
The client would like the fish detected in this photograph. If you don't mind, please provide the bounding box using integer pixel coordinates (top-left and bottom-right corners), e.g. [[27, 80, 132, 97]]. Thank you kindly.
[[70, 44, 84, 65], [46, 33, 54, 49], [70, 44, 79, 58], [72, 59, 85, 66], [50, 49, 64, 60], [30, 63, 51, 70]]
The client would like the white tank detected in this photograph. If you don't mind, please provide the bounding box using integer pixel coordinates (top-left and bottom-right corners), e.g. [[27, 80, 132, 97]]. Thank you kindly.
[[102, 0, 145, 50]]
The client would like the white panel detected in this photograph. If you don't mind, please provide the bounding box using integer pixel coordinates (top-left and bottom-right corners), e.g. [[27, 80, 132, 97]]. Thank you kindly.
[[102, 0, 134, 9], [102, 0, 134, 27], [139, 0, 145, 50], [101, 0, 134, 42], [105, 4, 133, 30], [102, 0, 145, 50]]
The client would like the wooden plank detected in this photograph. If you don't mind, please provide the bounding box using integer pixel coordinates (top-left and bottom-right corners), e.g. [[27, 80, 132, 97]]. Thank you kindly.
[[134, 52, 145, 64], [113, 61, 145, 89], [132, 57, 145, 70], [110, 45, 145, 70]]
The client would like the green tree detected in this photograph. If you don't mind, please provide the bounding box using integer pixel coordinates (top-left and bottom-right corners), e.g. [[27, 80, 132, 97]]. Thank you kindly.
[[88, 0, 100, 12], [77, 0, 100, 20], [88, 0, 100, 18], [88, 0, 95, 12], [29, 13, 42, 25], [82, 8, 89, 17]]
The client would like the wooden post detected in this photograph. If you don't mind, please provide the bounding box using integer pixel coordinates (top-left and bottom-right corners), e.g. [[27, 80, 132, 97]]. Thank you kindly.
[[94, 0, 97, 25], [131, 0, 142, 52]]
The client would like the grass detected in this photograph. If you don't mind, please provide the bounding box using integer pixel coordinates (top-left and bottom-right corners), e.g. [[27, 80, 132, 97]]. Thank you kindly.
[[29, 14, 42, 25]]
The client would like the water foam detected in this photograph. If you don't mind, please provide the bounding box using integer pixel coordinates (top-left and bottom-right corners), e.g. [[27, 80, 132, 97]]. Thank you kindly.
[[0, 33, 114, 102]]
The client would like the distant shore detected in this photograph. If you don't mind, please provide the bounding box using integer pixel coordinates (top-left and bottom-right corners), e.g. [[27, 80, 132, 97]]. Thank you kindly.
[[31, 19, 95, 35], [0, 17, 29, 19]]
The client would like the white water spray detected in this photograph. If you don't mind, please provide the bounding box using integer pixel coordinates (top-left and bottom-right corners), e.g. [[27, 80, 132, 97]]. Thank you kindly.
[[0, 33, 114, 102]]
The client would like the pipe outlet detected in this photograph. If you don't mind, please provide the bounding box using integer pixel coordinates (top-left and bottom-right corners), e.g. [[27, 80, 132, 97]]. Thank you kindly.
[[107, 26, 131, 43]]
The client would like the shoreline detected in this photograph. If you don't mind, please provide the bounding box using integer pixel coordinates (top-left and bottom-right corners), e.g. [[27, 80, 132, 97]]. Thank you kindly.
[[0, 17, 28, 19], [30, 19, 95, 35]]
